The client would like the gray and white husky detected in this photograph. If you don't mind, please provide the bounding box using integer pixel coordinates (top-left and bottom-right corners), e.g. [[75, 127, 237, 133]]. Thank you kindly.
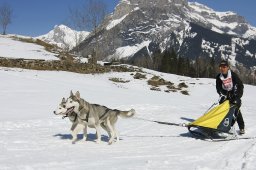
[[54, 97, 112, 144], [54, 97, 89, 143], [54, 91, 135, 144]]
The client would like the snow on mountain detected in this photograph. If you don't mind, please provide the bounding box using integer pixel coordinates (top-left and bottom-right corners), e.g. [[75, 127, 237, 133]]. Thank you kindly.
[[75, 0, 256, 69], [0, 35, 59, 60], [105, 0, 256, 39], [1, 66, 256, 170], [106, 14, 129, 30], [188, 2, 256, 38], [37, 25, 90, 50], [107, 40, 151, 59]]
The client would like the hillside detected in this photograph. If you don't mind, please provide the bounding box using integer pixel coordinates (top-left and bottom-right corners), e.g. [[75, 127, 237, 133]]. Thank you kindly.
[[1, 66, 256, 170], [0, 35, 59, 60]]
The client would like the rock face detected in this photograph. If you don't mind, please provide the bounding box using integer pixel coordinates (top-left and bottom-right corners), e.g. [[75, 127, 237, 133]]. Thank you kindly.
[[75, 0, 256, 68], [37, 25, 90, 50]]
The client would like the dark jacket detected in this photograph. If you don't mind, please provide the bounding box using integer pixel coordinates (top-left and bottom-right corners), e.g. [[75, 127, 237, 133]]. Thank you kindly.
[[216, 70, 244, 100]]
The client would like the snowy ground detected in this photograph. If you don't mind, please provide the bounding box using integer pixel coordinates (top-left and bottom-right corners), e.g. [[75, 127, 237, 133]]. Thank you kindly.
[[0, 67, 256, 170], [0, 35, 58, 60]]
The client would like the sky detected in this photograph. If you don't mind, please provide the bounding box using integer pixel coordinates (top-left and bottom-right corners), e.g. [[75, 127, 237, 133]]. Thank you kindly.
[[0, 0, 255, 37]]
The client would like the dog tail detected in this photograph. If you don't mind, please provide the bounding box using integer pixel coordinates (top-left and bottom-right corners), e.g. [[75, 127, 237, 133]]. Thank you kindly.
[[119, 109, 135, 118]]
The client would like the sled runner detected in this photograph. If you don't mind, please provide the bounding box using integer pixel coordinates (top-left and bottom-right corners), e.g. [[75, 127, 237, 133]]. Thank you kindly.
[[187, 100, 239, 141]]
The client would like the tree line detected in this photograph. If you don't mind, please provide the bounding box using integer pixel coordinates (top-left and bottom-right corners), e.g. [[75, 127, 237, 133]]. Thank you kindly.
[[151, 48, 217, 78], [150, 47, 256, 85]]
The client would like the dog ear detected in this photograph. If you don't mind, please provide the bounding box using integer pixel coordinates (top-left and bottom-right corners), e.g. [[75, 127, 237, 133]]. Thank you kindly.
[[70, 90, 74, 96], [75, 91, 80, 99], [62, 97, 65, 103]]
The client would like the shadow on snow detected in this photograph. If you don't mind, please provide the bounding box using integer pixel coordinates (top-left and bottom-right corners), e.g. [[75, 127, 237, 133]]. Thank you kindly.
[[53, 133, 110, 142]]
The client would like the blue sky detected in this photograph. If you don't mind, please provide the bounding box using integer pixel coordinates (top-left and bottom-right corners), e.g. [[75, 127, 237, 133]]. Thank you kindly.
[[0, 0, 255, 37]]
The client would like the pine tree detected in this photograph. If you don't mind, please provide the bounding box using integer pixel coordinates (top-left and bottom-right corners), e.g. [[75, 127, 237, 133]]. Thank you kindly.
[[160, 50, 171, 73], [152, 49, 162, 71], [184, 57, 190, 76], [209, 57, 216, 78], [178, 57, 187, 75], [169, 48, 178, 74]]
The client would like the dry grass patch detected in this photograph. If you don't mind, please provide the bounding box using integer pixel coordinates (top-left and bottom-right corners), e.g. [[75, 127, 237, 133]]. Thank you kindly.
[[133, 72, 147, 79], [109, 77, 130, 83], [150, 86, 161, 91], [180, 90, 189, 95], [11, 36, 60, 54], [178, 82, 188, 88], [148, 76, 174, 87]]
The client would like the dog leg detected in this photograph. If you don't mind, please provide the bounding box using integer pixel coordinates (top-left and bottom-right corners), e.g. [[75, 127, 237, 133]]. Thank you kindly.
[[71, 124, 80, 144], [112, 123, 119, 142], [95, 124, 102, 144], [71, 124, 85, 144], [101, 123, 111, 139], [82, 125, 87, 141], [71, 131, 77, 144], [106, 118, 115, 145]]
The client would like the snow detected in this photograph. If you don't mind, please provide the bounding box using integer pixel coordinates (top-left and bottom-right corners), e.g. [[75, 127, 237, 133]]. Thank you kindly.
[[1, 65, 256, 170], [189, 2, 237, 19], [188, 4, 240, 35], [201, 39, 215, 57], [188, 2, 214, 13], [0, 35, 59, 60], [134, 7, 140, 11], [244, 26, 256, 39], [108, 40, 151, 59], [106, 14, 129, 30], [246, 50, 254, 57], [188, 2, 256, 39], [208, 19, 238, 30], [211, 26, 224, 34], [37, 25, 90, 50], [120, 0, 131, 5]]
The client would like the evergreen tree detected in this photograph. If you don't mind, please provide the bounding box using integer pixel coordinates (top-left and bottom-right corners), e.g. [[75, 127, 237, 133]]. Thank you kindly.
[[169, 48, 178, 74], [184, 57, 190, 76], [209, 57, 216, 78], [152, 49, 162, 71], [195, 57, 201, 78], [177, 57, 187, 75], [160, 50, 171, 73]]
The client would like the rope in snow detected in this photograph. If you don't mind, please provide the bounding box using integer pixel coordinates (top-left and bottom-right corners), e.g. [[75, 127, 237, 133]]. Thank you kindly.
[[132, 116, 187, 127]]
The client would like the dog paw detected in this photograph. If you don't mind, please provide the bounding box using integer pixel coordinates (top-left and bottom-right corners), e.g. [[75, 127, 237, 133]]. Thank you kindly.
[[71, 138, 78, 144], [96, 140, 102, 144], [108, 139, 114, 145]]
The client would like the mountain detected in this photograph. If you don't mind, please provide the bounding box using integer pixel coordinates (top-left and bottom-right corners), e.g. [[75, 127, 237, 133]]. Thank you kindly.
[[75, 0, 256, 70], [37, 25, 90, 50]]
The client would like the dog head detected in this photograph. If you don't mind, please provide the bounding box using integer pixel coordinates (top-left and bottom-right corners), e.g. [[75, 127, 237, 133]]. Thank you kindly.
[[65, 91, 81, 114], [53, 97, 68, 115]]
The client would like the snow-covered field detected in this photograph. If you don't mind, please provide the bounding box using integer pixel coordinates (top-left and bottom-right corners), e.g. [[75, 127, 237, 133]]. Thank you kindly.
[[0, 35, 58, 60], [1, 66, 256, 170]]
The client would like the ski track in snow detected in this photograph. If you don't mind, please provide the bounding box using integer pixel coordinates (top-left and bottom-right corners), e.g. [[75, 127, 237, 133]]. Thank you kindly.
[[0, 67, 256, 170]]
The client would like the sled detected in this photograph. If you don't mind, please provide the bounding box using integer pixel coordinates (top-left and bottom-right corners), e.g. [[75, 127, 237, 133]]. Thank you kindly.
[[187, 100, 239, 141]]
